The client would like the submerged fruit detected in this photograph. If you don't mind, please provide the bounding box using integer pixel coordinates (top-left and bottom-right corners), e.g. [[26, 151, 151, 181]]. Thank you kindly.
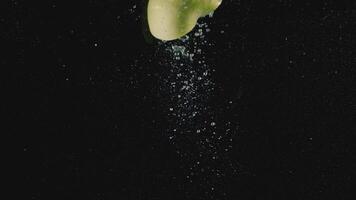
[[147, 0, 222, 41]]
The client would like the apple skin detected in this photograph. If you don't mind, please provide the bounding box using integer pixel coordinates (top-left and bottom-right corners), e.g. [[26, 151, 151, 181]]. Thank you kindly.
[[147, 0, 222, 41]]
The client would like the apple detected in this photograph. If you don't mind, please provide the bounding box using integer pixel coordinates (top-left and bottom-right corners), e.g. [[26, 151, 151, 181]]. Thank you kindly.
[[147, 0, 222, 41]]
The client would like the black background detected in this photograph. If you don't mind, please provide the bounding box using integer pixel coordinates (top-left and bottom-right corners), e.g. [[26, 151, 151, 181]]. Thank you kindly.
[[3, 0, 355, 199]]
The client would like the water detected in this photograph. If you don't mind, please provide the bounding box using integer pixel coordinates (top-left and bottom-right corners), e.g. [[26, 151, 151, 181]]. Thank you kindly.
[[156, 22, 239, 199]]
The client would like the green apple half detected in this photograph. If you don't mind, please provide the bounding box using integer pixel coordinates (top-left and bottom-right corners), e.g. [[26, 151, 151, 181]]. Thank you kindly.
[[147, 0, 222, 41]]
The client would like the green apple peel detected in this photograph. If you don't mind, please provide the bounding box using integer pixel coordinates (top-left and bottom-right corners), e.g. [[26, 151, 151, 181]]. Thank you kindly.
[[147, 0, 222, 41]]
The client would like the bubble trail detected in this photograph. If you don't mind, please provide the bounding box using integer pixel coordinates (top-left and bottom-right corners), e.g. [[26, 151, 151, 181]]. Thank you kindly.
[[156, 22, 239, 199]]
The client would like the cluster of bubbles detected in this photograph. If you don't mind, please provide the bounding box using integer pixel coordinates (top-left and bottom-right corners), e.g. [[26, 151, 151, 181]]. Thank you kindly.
[[156, 22, 239, 199]]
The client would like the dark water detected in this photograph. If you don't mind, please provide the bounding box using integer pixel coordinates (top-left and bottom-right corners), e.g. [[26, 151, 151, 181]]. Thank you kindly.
[[7, 0, 355, 199]]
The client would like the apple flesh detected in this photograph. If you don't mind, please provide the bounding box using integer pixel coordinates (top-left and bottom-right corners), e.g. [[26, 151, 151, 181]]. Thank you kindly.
[[147, 0, 222, 41]]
